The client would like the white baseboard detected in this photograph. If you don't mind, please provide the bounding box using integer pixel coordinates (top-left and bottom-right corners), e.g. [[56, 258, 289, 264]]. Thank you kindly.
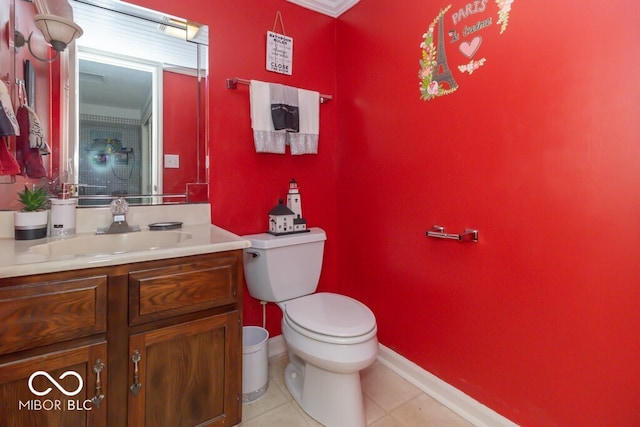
[[266, 335, 517, 427], [377, 344, 518, 427]]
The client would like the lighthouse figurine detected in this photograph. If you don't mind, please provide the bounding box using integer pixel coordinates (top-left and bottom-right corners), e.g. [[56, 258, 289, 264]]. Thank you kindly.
[[286, 178, 308, 232]]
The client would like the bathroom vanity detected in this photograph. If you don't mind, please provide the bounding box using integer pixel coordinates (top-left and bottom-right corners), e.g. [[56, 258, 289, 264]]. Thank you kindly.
[[0, 208, 250, 427]]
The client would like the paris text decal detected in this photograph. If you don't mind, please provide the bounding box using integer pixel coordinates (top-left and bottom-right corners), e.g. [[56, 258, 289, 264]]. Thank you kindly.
[[419, 1, 515, 101]]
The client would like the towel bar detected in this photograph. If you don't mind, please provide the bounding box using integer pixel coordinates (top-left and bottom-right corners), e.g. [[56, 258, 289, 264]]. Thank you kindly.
[[225, 77, 332, 103], [426, 225, 478, 243]]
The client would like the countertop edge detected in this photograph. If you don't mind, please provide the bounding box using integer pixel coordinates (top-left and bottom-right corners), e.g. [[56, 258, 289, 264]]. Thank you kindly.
[[0, 224, 251, 279]]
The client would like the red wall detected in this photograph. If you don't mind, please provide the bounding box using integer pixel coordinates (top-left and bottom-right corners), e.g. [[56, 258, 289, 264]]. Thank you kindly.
[[133, 1, 640, 425], [337, 1, 640, 426]]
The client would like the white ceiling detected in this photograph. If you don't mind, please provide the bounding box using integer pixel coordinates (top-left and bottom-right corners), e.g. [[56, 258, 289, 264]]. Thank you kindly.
[[287, 0, 360, 17]]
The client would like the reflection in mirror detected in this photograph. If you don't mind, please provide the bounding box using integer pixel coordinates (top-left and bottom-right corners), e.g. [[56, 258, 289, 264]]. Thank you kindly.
[[77, 51, 160, 205], [67, 0, 208, 205]]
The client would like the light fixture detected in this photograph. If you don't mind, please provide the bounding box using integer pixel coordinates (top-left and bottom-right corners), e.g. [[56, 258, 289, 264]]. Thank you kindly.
[[15, 14, 83, 62], [159, 17, 201, 41]]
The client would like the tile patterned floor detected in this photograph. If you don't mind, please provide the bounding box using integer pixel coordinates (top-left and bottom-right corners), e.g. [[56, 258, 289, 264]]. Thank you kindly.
[[237, 354, 474, 426]]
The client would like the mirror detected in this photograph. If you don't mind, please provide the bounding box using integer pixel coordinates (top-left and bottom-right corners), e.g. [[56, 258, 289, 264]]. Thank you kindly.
[[67, 0, 208, 205]]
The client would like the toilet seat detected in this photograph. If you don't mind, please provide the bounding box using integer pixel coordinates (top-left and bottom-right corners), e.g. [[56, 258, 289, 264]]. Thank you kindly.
[[283, 293, 377, 345]]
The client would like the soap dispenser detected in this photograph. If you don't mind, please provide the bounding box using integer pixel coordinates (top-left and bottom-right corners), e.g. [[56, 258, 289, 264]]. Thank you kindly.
[[50, 184, 77, 237]]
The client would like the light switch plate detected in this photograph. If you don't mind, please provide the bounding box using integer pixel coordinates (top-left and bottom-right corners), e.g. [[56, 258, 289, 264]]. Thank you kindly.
[[164, 154, 179, 169]]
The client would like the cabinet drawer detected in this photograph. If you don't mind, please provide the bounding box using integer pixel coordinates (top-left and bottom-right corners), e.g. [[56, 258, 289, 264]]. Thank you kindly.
[[0, 275, 107, 355], [129, 255, 239, 325]]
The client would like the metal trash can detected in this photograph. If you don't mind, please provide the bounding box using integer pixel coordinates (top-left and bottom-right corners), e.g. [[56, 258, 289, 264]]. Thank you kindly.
[[242, 326, 269, 403]]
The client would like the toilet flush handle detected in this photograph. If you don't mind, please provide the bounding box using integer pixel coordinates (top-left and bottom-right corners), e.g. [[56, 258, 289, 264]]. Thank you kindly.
[[246, 250, 260, 258]]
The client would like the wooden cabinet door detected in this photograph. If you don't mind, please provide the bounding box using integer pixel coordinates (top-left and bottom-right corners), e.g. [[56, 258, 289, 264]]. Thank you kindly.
[[127, 311, 241, 427], [0, 341, 107, 427]]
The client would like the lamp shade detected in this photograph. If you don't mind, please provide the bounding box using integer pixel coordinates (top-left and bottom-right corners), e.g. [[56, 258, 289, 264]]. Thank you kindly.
[[34, 14, 83, 52]]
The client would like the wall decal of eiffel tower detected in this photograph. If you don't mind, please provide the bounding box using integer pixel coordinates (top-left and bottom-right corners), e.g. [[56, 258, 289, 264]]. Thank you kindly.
[[432, 13, 458, 91]]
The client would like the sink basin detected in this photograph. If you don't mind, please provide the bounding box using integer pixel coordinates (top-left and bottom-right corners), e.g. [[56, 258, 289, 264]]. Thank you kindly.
[[29, 231, 193, 257]]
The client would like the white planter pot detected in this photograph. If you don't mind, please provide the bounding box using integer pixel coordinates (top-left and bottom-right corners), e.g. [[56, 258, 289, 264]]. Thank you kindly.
[[14, 210, 49, 240]]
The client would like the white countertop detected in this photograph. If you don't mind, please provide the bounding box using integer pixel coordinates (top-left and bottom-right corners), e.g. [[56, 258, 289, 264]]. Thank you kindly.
[[0, 224, 251, 279], [0, 204, 251, 279]]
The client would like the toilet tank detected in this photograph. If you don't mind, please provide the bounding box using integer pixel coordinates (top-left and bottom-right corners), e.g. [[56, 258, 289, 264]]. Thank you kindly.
[[243, 228, 326, 302]]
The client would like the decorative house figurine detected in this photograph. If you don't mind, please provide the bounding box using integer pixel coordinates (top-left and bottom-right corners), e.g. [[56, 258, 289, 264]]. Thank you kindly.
[[286, 178, 307, 232], [268, 199, 295, 235]]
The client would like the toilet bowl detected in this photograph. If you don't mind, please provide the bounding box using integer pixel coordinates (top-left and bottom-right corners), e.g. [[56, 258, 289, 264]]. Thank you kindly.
[[281, 292, 378, 372], [243, 228, 378, 427]]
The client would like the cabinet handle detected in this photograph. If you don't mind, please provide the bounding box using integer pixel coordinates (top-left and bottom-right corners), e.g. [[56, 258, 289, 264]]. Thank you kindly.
[[91, 359, 105, 408], [130, 350, 142, 397]]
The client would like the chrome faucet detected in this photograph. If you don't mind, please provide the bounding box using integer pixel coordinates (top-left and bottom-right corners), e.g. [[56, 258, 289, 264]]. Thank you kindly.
[[101, 197, 139, 234]]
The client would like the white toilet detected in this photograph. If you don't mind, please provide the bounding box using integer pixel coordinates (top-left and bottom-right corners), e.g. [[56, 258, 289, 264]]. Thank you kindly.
[[243, 228, 378, 427]]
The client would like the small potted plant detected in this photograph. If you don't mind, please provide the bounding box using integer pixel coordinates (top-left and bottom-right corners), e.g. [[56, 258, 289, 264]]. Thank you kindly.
[[14, 185, 50, 240]]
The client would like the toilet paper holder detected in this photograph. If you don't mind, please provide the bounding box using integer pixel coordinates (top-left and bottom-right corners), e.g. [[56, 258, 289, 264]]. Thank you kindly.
[[426, 225, 478, 243]]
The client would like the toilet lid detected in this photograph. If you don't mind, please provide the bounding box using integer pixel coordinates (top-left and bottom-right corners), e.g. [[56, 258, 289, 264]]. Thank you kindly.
[[284, 293, 376, 338]]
